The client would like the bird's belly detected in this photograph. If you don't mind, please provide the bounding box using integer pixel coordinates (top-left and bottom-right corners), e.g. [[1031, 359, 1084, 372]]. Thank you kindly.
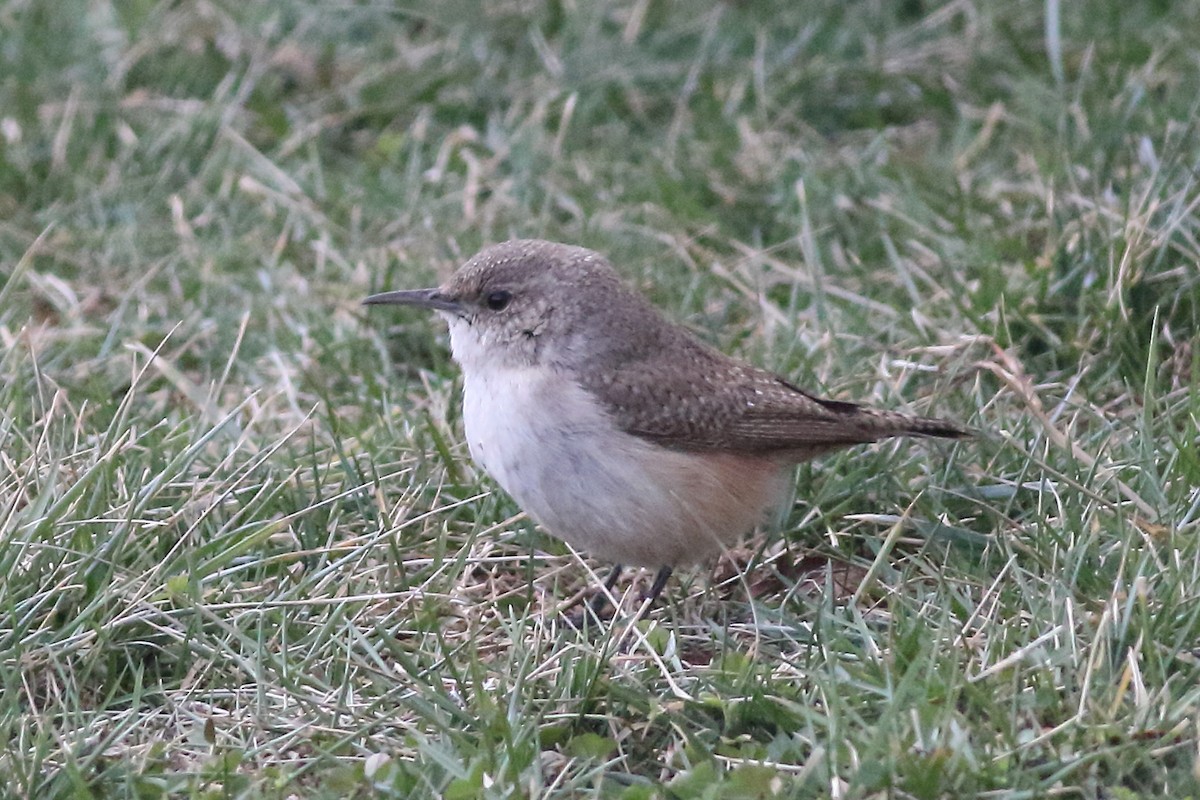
[[461, 366, 789, 567]]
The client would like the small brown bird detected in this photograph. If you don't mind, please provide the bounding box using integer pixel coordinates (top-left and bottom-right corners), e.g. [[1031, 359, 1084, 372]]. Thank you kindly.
[[366, 240, 966, 606]]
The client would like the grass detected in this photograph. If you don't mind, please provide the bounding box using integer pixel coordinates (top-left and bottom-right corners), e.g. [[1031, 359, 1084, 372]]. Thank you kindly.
[[2, 0, 1199, 797]]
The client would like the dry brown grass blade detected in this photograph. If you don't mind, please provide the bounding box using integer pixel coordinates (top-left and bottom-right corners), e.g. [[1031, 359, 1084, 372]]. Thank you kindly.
[[978, 343, 1158, 521]]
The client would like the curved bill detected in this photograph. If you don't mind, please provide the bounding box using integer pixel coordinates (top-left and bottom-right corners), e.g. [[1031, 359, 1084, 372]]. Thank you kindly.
[[362, 288, 464, 314]]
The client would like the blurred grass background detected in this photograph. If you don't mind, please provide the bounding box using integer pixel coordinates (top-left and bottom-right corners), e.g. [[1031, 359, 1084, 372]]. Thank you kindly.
[[1, 0, 1198, 797]]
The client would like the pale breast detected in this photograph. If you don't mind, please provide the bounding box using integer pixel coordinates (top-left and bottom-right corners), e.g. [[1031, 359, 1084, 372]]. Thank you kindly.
[[459, 363, 789, 568], [460, 363, 607, 495]]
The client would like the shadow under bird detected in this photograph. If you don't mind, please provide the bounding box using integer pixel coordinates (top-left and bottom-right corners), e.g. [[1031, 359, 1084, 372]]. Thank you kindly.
[[365, 240, 966, 610]]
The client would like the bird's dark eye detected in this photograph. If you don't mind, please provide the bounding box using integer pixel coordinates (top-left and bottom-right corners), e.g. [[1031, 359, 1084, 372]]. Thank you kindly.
[[485, 290, 512, 311]]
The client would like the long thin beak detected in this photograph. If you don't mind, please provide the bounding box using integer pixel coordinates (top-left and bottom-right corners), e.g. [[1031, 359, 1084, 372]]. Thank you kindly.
[[362, 288, 464, 314]]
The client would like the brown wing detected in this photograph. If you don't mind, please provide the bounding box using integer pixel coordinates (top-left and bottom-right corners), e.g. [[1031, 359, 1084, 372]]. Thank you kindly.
[[580, 337, 965, 459]]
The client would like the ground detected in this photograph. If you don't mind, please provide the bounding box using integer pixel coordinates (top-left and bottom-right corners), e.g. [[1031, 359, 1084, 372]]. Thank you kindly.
[[1, 1, 1198, 797]]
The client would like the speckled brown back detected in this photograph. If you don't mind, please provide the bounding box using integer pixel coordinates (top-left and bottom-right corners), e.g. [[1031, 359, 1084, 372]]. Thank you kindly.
[[579, 331, 966, 460]]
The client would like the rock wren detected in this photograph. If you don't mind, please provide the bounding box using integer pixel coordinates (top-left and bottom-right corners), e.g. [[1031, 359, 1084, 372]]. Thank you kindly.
[[365, 240, 966, 605]]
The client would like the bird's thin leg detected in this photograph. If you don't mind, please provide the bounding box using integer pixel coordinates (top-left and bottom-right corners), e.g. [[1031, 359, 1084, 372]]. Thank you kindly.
[[644, 566, 673, 605], [602, 563, 624, 593], [564, 564, 626, 630], [584, 563, 624, 618]]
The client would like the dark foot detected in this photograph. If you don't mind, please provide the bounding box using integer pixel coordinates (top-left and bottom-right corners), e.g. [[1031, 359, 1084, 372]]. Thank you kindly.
[[564, 564, 623, 628], [564, 565, 673, 629]]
